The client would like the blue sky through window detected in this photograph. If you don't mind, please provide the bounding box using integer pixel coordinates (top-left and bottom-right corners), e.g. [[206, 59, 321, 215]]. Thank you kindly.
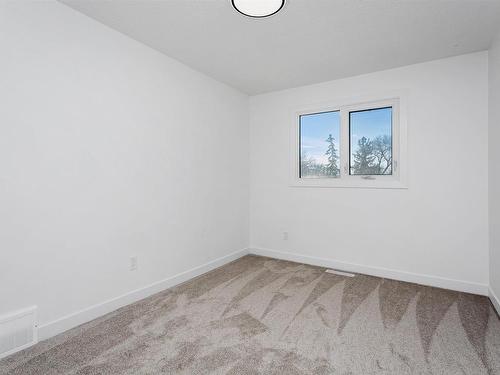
[[300, 111, 340, 166], [350, 107, 392, 145]]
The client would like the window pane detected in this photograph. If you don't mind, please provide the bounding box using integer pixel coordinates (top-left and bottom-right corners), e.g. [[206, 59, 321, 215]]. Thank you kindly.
[[349, 107, 392, 175], [300, 111, 340, 178]]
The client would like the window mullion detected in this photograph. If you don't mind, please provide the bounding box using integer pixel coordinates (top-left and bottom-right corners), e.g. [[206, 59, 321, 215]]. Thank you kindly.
[[340, 107, 350, 178]]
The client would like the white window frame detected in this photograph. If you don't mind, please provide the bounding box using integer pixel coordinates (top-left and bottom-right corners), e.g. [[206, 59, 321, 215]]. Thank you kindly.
[[290, 94, 408, 189]]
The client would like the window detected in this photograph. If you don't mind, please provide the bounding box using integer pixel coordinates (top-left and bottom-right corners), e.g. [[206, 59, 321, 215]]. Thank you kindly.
[[349, 107, 392, 176], [299, 111, 340, 178], [292, 97, 406, 188]]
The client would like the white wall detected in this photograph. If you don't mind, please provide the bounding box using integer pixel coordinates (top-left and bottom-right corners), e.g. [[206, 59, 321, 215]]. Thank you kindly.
[[489, 32, 500, 310], [249, 52, 489, 294], [0, 0, 495, 345], [0, 1, 248, 337]]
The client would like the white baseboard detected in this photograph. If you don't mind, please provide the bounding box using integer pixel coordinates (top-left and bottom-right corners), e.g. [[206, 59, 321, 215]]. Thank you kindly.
[[249, 247, 489, 296], [38, 248, 249, 341], [490, 287, 500, 316]]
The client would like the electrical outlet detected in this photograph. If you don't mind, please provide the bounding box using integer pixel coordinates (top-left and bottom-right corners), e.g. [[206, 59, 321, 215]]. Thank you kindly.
[[130, 256, 138, 271], [283, 231, 289, 240]]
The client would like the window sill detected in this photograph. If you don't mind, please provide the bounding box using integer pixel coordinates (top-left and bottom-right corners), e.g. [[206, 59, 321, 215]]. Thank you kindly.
[[290, 176, 407, 189]]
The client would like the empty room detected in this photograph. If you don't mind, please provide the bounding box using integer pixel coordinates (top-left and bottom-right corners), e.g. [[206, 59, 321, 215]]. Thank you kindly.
[[1, 0, 500, 373]]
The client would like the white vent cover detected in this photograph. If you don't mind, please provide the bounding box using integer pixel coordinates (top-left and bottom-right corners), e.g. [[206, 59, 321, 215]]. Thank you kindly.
[[325, 269, 356, 277], [0, 306, 38, 359]]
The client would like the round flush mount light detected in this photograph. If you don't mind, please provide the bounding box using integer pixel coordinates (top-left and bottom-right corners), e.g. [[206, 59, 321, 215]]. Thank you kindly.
[[232, 0, 286, 18]]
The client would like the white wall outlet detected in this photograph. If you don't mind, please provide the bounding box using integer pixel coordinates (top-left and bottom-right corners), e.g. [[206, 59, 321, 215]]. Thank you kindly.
[[129, 256, 138, 271], [283, 231, 289, 240]]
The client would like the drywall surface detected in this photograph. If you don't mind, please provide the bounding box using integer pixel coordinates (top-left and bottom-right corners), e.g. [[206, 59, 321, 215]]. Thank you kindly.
[[489, 33, 500, 308], [0, 1, 248, 335], [249, 52, 489, 293]]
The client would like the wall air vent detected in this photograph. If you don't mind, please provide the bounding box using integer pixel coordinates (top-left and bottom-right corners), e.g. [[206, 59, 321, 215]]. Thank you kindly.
[[0, 306, 38, 359]]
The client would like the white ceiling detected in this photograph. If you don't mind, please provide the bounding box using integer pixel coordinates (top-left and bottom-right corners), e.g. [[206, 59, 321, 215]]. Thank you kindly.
[[61, 0, 500, 95]]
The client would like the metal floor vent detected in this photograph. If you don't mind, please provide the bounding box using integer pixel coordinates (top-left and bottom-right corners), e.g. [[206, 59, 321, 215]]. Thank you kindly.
[[0, 306, 38, 359], [325, 269, 356, 277]]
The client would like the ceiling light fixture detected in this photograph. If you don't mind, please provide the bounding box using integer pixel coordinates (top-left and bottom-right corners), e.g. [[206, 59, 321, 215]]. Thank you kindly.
[[231, 0, 285, 18]]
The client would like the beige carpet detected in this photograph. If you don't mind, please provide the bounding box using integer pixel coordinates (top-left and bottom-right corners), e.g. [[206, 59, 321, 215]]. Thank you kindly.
[[1, 255, 499, 374]]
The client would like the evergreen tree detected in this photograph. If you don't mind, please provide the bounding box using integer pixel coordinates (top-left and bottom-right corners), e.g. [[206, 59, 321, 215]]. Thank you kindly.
[[324, 134, 340, 176], [352, 136, 375, 174]]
